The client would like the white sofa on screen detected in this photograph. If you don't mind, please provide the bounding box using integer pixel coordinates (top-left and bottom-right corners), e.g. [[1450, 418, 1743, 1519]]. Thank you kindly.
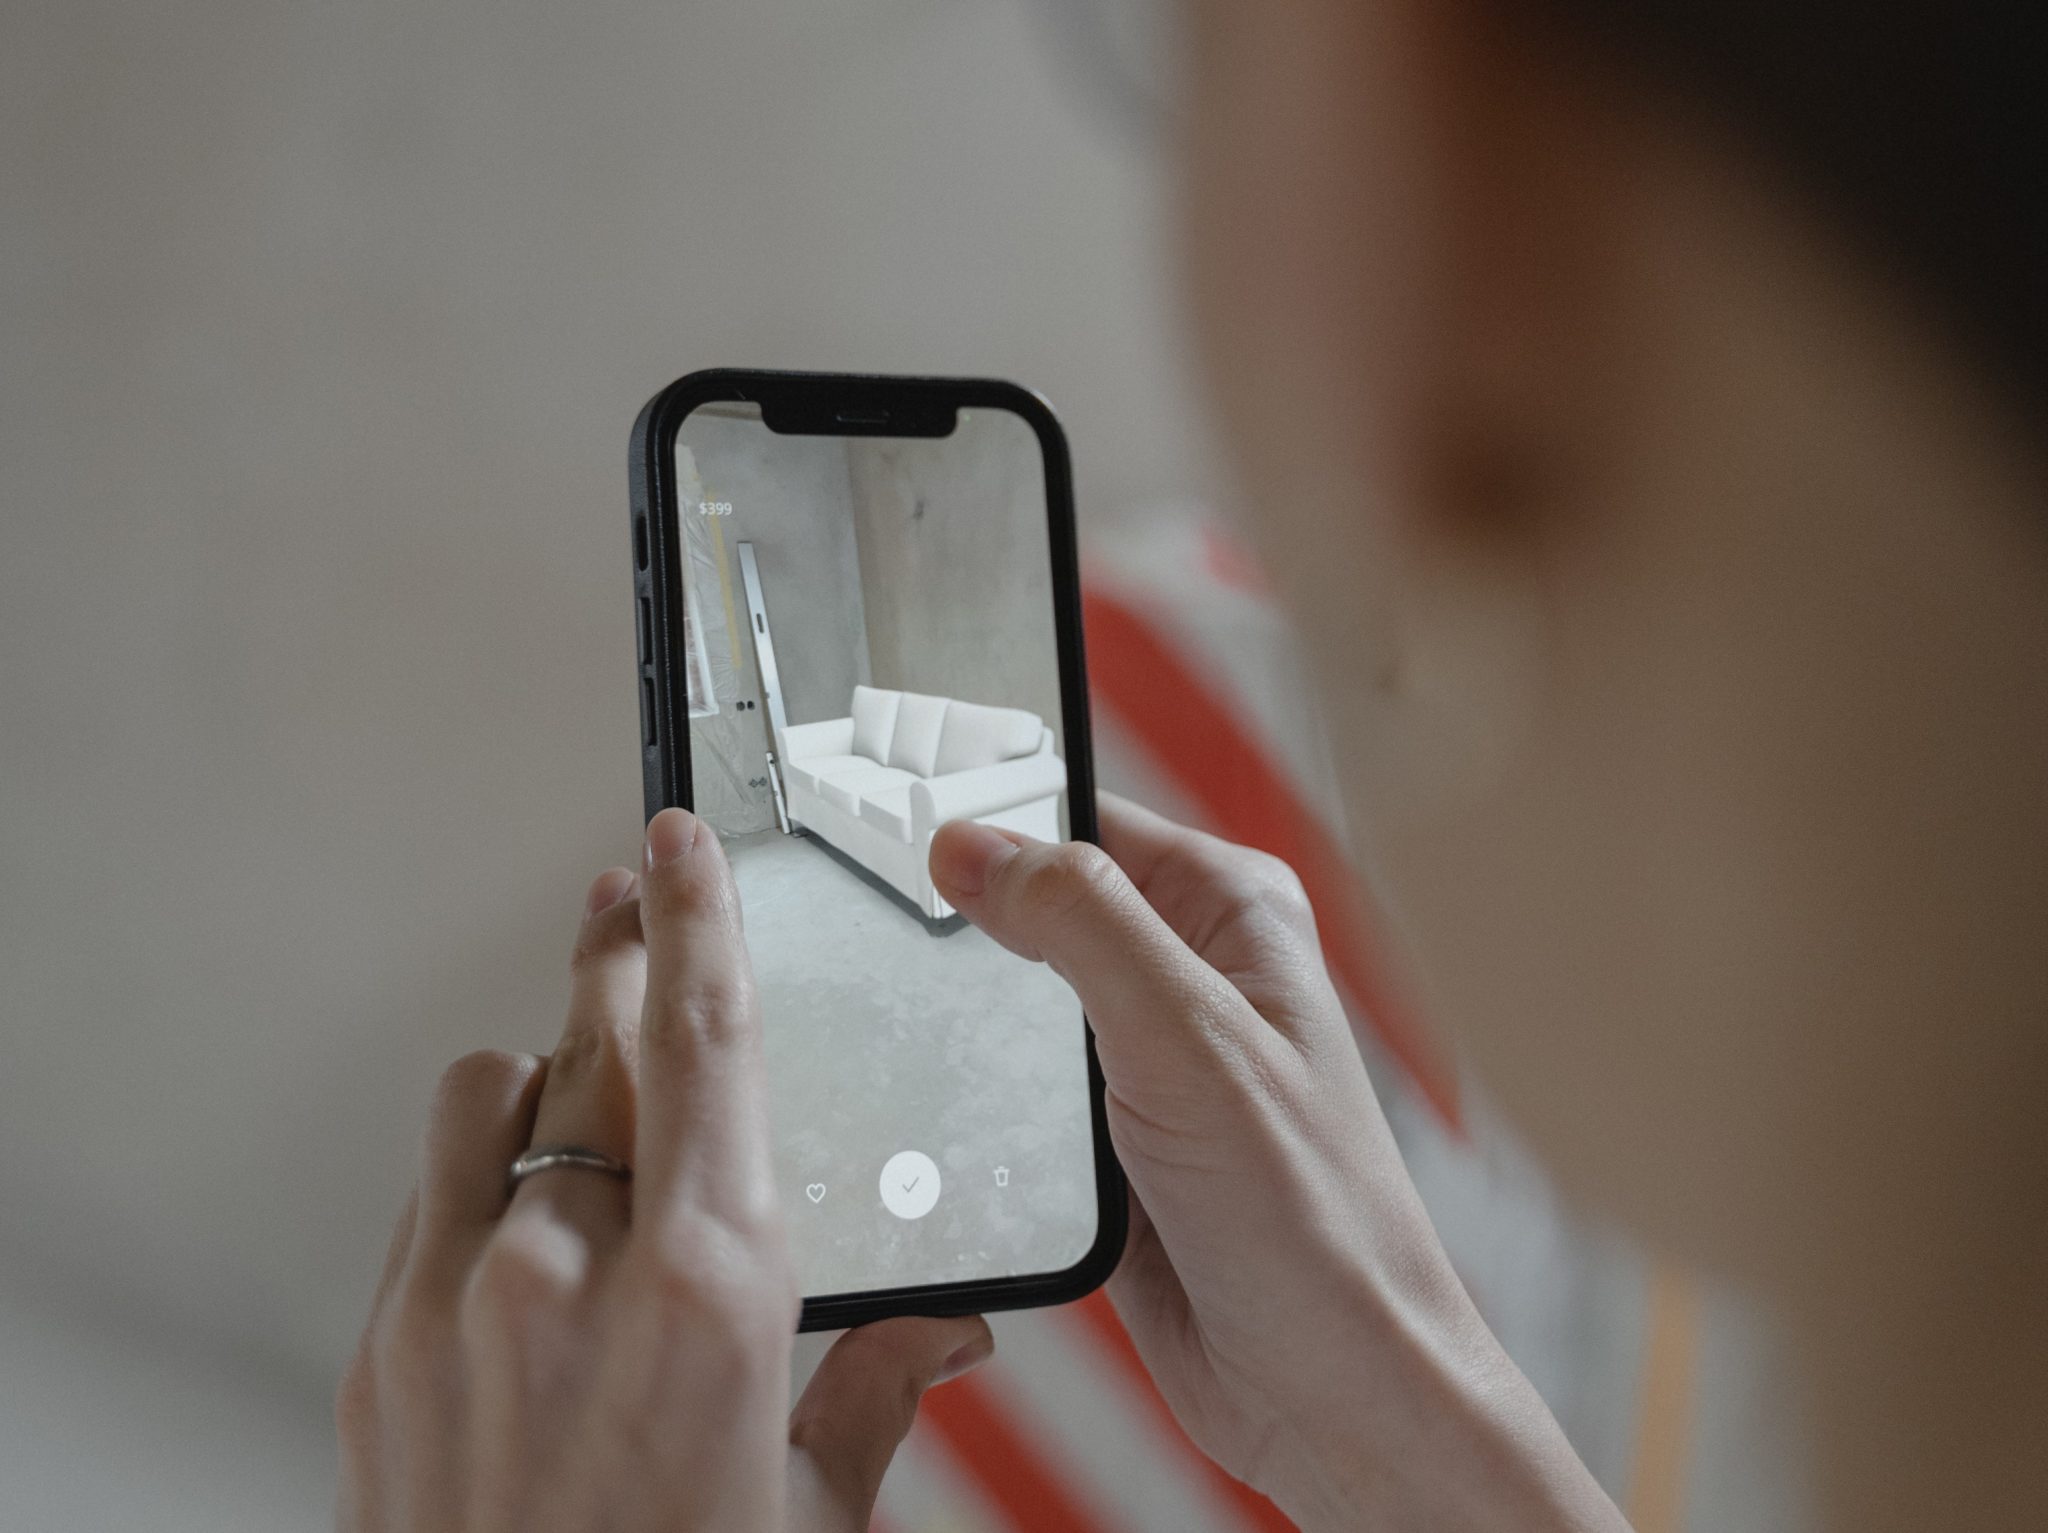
[[780, 684, 1066, 922]]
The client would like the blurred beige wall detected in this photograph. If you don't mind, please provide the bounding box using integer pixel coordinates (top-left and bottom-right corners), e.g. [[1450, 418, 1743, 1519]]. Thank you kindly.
[[0, 2, 1194, 1521]]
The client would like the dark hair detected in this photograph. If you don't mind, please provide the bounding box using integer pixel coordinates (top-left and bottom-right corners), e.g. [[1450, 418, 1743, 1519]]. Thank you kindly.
[[1537, 2, 2044, 413]]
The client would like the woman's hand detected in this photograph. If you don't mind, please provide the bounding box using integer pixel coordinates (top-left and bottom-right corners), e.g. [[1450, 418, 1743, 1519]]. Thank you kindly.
[[930, 796, 1626, 1533], [338, 807, 992, 1532]]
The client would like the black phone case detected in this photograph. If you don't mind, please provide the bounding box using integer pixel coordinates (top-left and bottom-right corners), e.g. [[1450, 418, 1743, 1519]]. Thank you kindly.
[[628, 368, 1126, 1330]]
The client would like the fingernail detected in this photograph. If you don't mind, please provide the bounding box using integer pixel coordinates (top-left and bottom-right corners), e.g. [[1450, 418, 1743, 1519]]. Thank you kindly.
[[644, 807, 699, 870], [929, 821, 1018, 899], [933, 1333, 994, 1385], [584, 867, 636, 918]]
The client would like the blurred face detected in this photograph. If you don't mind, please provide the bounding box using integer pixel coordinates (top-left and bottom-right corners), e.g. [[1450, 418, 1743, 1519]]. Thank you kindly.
[[1176, 0, 2048, 1284]]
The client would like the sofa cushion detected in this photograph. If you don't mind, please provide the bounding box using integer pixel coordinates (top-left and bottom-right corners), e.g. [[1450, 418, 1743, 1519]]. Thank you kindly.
[[784, 753, 871, 796], [849, 685, 900, 763], [819, 764, 917, 817], [885, 691, 949, 778], [934, 701, 1044, 776], [857, 784, 915, 843]]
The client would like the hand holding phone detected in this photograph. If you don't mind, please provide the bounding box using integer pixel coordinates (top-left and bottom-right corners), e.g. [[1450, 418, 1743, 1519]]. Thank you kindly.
[[928, 796, 1631, 1533], [337, 812, 995, 1533]]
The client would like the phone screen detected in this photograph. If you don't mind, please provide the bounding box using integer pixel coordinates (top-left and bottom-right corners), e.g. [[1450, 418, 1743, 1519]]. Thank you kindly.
[[670, 399, 1102, 1303]]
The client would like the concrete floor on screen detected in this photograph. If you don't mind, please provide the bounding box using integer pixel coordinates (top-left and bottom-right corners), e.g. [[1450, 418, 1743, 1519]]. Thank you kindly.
[[723, 828, 1099, 1298]]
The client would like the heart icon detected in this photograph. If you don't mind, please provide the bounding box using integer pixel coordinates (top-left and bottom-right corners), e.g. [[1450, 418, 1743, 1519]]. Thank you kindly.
[[805, 1183, 827, 1203]]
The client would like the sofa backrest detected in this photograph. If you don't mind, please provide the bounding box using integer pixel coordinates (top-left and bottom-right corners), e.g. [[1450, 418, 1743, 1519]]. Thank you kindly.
[[934, 699, 1045, 775], [885, 691, 949, 777], [850, 685, 900, 762], [847, 686, 1046, 778]]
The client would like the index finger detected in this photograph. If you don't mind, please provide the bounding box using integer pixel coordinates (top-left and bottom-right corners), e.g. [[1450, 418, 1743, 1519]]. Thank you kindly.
[[632, 807, 779, 1243]]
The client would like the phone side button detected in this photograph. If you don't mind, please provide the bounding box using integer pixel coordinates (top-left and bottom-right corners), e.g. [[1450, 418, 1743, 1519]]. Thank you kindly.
[[640, 677, 657, 747], [638, 596, 653, 663]]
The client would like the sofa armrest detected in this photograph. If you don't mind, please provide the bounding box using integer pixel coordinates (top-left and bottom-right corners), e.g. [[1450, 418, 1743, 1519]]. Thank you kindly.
[[781, 717, 854, 760], [912, 752, 1067, 836]]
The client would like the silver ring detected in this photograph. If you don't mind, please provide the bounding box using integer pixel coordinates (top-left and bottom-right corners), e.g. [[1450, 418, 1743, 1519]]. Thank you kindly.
[[507, 1144, 634, 1193]]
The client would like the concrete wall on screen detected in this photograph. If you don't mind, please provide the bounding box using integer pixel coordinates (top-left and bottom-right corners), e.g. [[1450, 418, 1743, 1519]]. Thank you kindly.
[[677, 411, 872, 834], [846, 408, 1064, 757]]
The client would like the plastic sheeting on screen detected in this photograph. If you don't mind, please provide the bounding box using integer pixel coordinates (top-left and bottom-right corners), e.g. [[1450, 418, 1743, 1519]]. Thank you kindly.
[[674, 445, 778, 836]]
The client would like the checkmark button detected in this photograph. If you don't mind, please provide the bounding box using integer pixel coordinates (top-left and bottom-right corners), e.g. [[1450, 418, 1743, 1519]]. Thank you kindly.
[[879, 1150, 941, 1220]]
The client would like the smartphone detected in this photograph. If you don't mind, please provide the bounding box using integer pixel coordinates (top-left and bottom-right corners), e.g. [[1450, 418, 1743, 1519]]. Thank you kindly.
[[628, 369, 1125, 1329]]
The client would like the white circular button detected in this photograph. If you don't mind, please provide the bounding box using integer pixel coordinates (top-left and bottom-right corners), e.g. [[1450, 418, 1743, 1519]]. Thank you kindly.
[[879, 1150, 941, 1220]]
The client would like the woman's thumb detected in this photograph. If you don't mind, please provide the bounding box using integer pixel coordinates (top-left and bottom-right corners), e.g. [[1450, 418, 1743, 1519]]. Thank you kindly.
[[928, 821, 1257, 1079]]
